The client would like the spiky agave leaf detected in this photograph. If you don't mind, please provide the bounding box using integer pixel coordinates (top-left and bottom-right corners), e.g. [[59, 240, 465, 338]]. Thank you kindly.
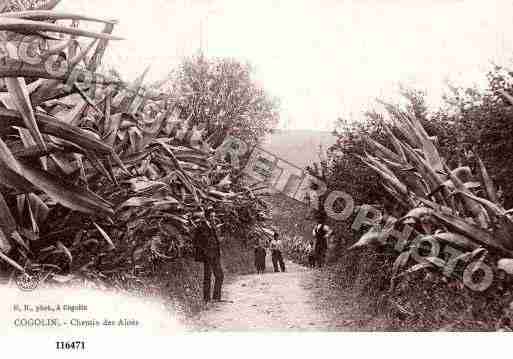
[[455, 190, 504, 218], [0, 136, 35, 191], [430, 232, 480, 251], [431, 209, 513, 256], [398, 206, 433, 222], [475, 153, 498, 203], [5, 77, 47, 151], [0, 137, 113, 215], [0, 17, 123, 40], [395, 261, 433, 279], [403, 141, 442, 185], [68, 39, 98, 68], [406, 110, 443, 172], [364, 151, 398, 178], [443, 162, 488, 227], [362, 135, 403, 163], [0, 107, 112, 155], [0, 193, 16, 252], [383, 124, 407, 162], [88, 22, 115, 72], [357, 154, 409, 199], [92, 221, 115, 250], [56, 241, 72, 263], [381, 183, 411, 209], [0, 250, 25, 272], [391, 250, 411, 279], [349, 225, 391, 249], [0, 61, 121, 84], [0, 11, 117, 24], [0, 229, 11, 253], [19, 162, 114, 216]]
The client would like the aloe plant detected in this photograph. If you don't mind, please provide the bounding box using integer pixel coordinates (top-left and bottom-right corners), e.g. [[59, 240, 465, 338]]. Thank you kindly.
[[353, 102, 513, 287], [0, 3, 270, 286]]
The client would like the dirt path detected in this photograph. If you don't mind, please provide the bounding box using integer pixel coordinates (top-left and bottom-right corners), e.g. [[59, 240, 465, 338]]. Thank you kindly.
[[189, 258, 344, 331]]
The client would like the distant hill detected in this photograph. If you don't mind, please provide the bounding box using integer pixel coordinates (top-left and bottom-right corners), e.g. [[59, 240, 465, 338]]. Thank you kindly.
[[259, 129, 336, 169]]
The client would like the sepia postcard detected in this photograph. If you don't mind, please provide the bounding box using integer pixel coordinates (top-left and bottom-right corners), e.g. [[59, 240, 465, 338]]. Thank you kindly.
[[0, 0, 511, 357]]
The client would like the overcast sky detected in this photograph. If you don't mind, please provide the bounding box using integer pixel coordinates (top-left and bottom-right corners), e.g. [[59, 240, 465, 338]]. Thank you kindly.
[[58, 0, 512, 131]]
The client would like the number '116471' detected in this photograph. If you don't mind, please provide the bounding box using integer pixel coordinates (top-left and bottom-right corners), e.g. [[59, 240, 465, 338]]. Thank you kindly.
[[56, 341, 85, 350]]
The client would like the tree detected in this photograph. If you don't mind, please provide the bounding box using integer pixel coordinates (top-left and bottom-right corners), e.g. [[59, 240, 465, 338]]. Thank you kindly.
[[167, 54, 280, 145], [432, 65, 513, 208]]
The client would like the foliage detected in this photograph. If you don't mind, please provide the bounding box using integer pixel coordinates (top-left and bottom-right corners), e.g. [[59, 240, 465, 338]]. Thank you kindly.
[[324, 88, 459, 213], [281, 233, 312, 264], [433, 66, 513, 209], [351, 98, 513, 289], [325, 116, 389, 208], [166, 54, 280, 145], [0, 4, 270, 287]]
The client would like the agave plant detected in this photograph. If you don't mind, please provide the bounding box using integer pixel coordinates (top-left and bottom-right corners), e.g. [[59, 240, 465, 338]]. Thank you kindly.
[[351, 101, 513, 287], [0, 2, 270, 286], [0, 1, 122, 271]]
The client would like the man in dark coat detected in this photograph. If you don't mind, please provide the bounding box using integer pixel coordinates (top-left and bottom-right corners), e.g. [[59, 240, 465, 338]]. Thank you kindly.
[[254, 239, 266, 273], [312, 214, 332, 268], [193, 207, 224, 302]]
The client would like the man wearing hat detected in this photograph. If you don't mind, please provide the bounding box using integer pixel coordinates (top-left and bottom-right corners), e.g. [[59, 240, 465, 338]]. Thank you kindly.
[[254, 238, 267, 273], [193, 206, 224, 302], [312, 211, 332, 267]]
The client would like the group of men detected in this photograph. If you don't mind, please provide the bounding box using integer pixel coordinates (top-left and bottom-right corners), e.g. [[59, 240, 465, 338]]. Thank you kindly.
[[254, 213, 333, 274], [192, 207, 332, 303], [254, 231, 286, 273]]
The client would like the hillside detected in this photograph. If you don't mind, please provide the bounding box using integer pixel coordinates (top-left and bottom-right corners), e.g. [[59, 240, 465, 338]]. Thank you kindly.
[[260, 129, 336, 169]]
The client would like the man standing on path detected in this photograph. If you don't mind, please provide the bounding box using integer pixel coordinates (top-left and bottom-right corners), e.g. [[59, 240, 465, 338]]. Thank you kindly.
[[270, 231, 286, 272], [254, 238, 267, 273], [193, 206, 224, 302], [312, 213, 332, 268]]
